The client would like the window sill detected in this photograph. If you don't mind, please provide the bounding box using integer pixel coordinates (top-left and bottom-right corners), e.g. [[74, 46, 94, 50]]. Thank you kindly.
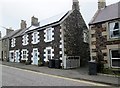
[[107, 37, 120, 41], [45, 40, 52, 43]]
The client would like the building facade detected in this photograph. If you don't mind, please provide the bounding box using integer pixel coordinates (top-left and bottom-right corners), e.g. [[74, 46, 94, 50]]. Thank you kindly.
[[89, 0, 120, 70], [9, 0, 90, 69]]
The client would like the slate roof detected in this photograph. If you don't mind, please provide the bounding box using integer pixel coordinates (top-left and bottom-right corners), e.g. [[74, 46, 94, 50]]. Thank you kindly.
[[26, 11, 73, 32], [89, 1, 120, 25], [2, 29, 21, 39]]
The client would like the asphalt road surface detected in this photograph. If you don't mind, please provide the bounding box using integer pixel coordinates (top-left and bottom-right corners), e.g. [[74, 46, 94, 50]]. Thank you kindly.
[[2, 65, 110, 86]]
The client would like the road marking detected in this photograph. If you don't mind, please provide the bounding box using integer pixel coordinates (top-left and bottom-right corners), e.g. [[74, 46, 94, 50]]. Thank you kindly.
[[2, 65, 110, 86]]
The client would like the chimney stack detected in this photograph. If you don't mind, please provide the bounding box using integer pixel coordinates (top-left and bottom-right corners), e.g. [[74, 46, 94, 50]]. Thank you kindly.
[[98, 0, 106, 9], [20, 20, 27, 29], [72, 0, 80, 10], [6, 27, 14, 35], [31, 16, 39, 26]]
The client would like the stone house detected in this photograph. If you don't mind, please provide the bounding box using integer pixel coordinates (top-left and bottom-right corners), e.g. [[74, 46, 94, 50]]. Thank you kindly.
[[9, 0, 90, 69], [89, 0, 120, 70], [2, 20, 27, 61]]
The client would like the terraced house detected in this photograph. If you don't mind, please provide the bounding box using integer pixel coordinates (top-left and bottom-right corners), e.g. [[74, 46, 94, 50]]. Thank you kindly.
[[9, 0, 89, 69], [89, 0, 120, 70]]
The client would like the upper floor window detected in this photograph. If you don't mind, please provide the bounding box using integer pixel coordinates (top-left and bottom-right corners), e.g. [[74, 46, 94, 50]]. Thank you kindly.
[[22, 34, 28, 45], [44, 27, 54, 42], [109, 21, 120, 38], [11, 38, 16, 47], [46, 28, 52, 41], [32, 31, 39, 44], [83, 31, 89, 43]]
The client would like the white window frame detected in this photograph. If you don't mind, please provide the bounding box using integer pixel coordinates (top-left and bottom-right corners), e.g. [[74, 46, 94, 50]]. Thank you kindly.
[[11, 38, 16, 47], [44, 47, 54, 62], [109, 21, 120, 39], [44, 27, 54, 42], [22, 34, 28, 46], [110, 49, 120, 68], [21, 49, 28, 60], [32, 31, 39, 44]]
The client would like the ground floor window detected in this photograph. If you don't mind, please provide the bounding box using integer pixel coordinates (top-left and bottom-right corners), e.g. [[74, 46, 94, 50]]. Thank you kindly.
[[46, 49, 52, 60], [21, 49, 28, 60], [44, 47, 54, 62], [110, 49, 120, 68]]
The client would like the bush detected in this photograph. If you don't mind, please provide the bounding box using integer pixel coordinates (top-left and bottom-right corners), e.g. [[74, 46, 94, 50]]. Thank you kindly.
[[38, 58, 43, 66], [25, 60, 32, 65]]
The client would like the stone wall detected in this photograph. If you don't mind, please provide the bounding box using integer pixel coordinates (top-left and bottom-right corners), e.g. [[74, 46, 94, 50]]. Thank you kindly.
[[90, 21, 120, 69], [63, 10, 90, 66]]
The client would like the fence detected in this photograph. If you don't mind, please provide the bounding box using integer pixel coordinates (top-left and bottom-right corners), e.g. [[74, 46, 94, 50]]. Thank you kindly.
[[66, 56, 80, 69]]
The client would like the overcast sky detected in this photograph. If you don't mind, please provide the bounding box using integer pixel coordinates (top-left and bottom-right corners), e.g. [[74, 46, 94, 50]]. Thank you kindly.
[[0, 0, 119, 37]]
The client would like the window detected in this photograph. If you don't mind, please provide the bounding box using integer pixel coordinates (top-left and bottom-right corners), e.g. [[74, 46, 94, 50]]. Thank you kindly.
[[46, 28, 52, 41], [11, 38, 16, 47], [110, 49, 120, 68], [21, 49, 28, 60], [83, 31, 88, 43], [23, 51, 27, 59], [33, 32, 37, 43], [23, 34, 28, 45], [47, 49, 52, 60], [44, 27, 54, 42], [109, 22, 120, 38], [32, 32, 39, 44], [44, 47, 54, 62]]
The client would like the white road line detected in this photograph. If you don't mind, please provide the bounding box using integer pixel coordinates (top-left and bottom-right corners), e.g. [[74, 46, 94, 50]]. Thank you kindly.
[[2, 65, 110, 86]]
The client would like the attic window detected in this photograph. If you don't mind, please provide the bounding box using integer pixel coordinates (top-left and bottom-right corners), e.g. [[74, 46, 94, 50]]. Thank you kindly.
[[109, 22, 120, 38]]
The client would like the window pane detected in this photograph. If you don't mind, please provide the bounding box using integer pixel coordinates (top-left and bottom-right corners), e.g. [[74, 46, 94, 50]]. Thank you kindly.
[[111, 50, 120, 58], [113, 30, 120, 37], [46, 29, 51, 40], [114, 22, 119, 29], [112, 59, 120, 67], [47, 49, 51, 54], [109, 22, 115, 31]]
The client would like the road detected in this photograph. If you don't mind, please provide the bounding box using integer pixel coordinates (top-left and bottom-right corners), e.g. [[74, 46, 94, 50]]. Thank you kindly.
[[2, 65, 110, 86]]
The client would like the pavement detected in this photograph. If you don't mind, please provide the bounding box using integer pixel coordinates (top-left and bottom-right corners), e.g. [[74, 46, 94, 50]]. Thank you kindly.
[[1, 61, 120, 87]]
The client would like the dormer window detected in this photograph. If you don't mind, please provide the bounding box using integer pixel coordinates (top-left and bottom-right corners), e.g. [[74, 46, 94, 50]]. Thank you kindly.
[[22, 34, 28, 46], [44, 27, 54, 42], [109, 21, 120, 38], [11, 38, 16, 47], [32, 31, 39, 44]]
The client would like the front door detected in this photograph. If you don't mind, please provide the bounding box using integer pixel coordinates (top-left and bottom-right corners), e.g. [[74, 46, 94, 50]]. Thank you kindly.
[[33, 50, 38, 65], [15, 51, 19, 62]]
